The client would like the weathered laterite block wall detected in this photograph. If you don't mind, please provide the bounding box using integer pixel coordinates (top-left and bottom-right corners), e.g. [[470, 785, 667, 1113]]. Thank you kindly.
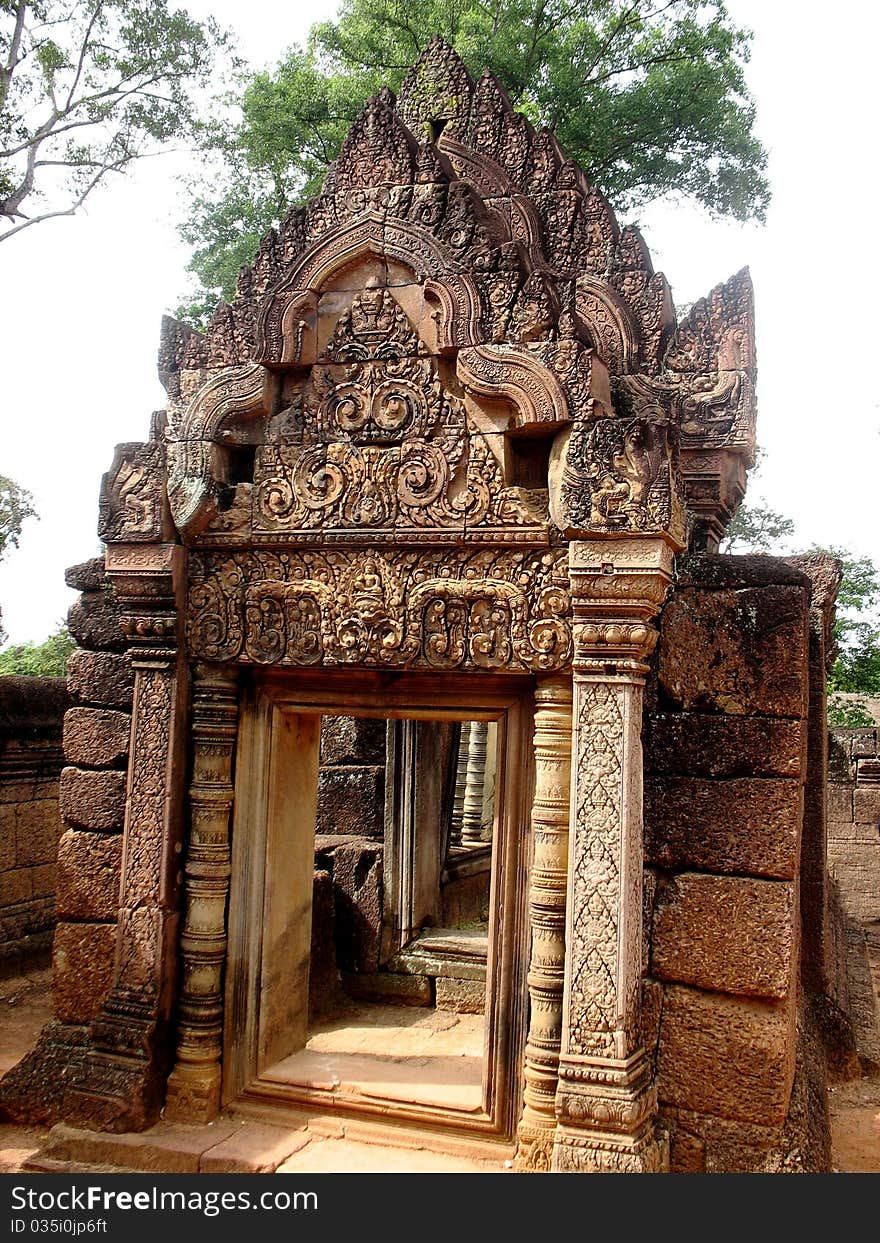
[[55, 557, 132, 1026], [0, 675, 68, 977], [643, 555, 813, 1172], [826, 727, 880, 1068]]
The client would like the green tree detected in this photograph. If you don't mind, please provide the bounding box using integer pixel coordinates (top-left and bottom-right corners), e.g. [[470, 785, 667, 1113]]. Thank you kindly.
[[814, 547, 880, 730], [0, 473, 35, 558], [0, 621, 74, 675], [0, 474, 36, 645], [180, 0, 769, 316], [1, 0, 232, 241], [720, 501, 795, 554]]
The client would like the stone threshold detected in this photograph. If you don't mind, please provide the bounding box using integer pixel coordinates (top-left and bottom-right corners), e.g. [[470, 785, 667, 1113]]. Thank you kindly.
[[27, 1109, 513, 1175]]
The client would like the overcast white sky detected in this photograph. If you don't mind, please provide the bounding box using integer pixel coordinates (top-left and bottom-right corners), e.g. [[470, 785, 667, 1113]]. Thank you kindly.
[[1, 0, 877, 645]]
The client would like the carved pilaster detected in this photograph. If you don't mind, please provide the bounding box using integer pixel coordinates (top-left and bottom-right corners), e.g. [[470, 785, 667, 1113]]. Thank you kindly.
[[552, 537, 673, 1173], [67, 543, 188, 1132], [515, 676, 572, 1172], [165, 664, 239, 1121]]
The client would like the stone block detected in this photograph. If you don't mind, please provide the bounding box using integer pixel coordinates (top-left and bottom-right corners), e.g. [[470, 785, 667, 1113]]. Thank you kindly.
[[30, 863, 57, 898], [65, 557, 105, 593], [0, 804, 17, 870], [651, 872, 795, 999], [67, 591, 124, 653], [56, 829, 123, 920], [316, 765, 384, 839], [15, 800, 61, 866], [320, 716, 386, 766], [827, 820, 878, 843], [308, 868, 342, 1021], [853, 788, 880, 825], [657, 984, 795, 1127], [644, 777, 801, 879], [828, 856, 880, 922], [199, 1124, 310, 1174], [435, 977, 485, 1013], [0, 1021, 93, 1125], [852, 731, 879, 758], [63, 708, 130, 768], [67, 649, 134, 710], [645, 713, 803, 778], [675, 555, 809, 590], [670, 1128, 706, 1174], [658, 585, 809, 718], [0, 867, 30, 905], [828, 784, 853, 822], [60, 767, 126, 830], [830, 730, 850, 780], [331, 839, 383, 973], [342, 971, 433, 1005], [53, 922, 117, 1023]]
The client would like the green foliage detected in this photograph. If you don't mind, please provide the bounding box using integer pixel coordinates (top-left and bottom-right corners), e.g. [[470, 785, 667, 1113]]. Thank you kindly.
[[1, 1, 234, 241], [813, 547, 880, 704], [0, 473, 37, 645], [179, 0, 769, 319], [0, 622, 74, 675], [720, 501, 795, 554], [828, 695, 875, 730], [0, 473, 36, 558]]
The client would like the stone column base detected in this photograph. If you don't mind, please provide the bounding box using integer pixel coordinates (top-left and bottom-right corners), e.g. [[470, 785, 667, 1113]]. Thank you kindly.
[[514, 1121, 556, 1173], [552, 1126, 668, 1173], [551, 1049, 669, 1174], [164, 1063, 221, 1123]]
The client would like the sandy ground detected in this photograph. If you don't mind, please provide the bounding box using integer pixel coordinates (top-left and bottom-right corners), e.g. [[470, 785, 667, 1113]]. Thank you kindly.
[[1, 967, 878, 1174]]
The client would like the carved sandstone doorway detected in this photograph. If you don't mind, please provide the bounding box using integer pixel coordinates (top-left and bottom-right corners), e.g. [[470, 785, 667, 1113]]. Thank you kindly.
[[222, 670, 534, 1139]]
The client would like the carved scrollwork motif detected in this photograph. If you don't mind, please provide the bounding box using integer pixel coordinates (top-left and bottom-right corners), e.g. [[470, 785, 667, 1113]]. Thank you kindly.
[[187, 548, 572, 673], [249, 286, 549, 538]]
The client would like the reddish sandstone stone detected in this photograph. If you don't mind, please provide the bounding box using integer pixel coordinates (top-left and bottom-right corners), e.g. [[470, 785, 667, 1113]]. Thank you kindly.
[[645, 713, 804, 779], [53, 922, 117, 1023], [651, 872, 795, 999], [657, 984, 795, 1127], [658, 585, 809, 718], [63, 707, 131, 768], [645, 777, 801, 879], [56, 829, 123, 920], [64, 557, 105, 593], [67, 649, 133, 710], [60, 767, 126, 831], [67, 590, 125, 653]]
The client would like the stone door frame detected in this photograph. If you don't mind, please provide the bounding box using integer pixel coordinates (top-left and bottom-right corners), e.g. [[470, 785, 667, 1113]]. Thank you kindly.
[[221, 667, 535, 1139]]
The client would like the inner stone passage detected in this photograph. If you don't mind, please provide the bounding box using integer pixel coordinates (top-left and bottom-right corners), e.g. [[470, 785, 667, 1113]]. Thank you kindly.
[[265, 714, 498, 1113]]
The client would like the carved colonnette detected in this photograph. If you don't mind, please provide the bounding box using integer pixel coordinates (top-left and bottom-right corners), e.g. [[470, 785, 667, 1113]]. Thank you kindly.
[[515, 676, 572, 1171], [66, 542, 189, 1130], [164, 663, 239, 1122]]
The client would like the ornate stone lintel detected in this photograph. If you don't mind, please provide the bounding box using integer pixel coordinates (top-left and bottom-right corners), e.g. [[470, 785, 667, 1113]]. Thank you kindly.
[[551, 535, 674, 1173], [165, 664, 239, 1122], [67, 543, 188, 1132], [515, 675, 572, 1172]]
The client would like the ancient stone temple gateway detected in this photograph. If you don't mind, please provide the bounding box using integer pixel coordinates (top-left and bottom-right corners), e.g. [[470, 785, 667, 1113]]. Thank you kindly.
[[4, 39, 845, 1173]]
